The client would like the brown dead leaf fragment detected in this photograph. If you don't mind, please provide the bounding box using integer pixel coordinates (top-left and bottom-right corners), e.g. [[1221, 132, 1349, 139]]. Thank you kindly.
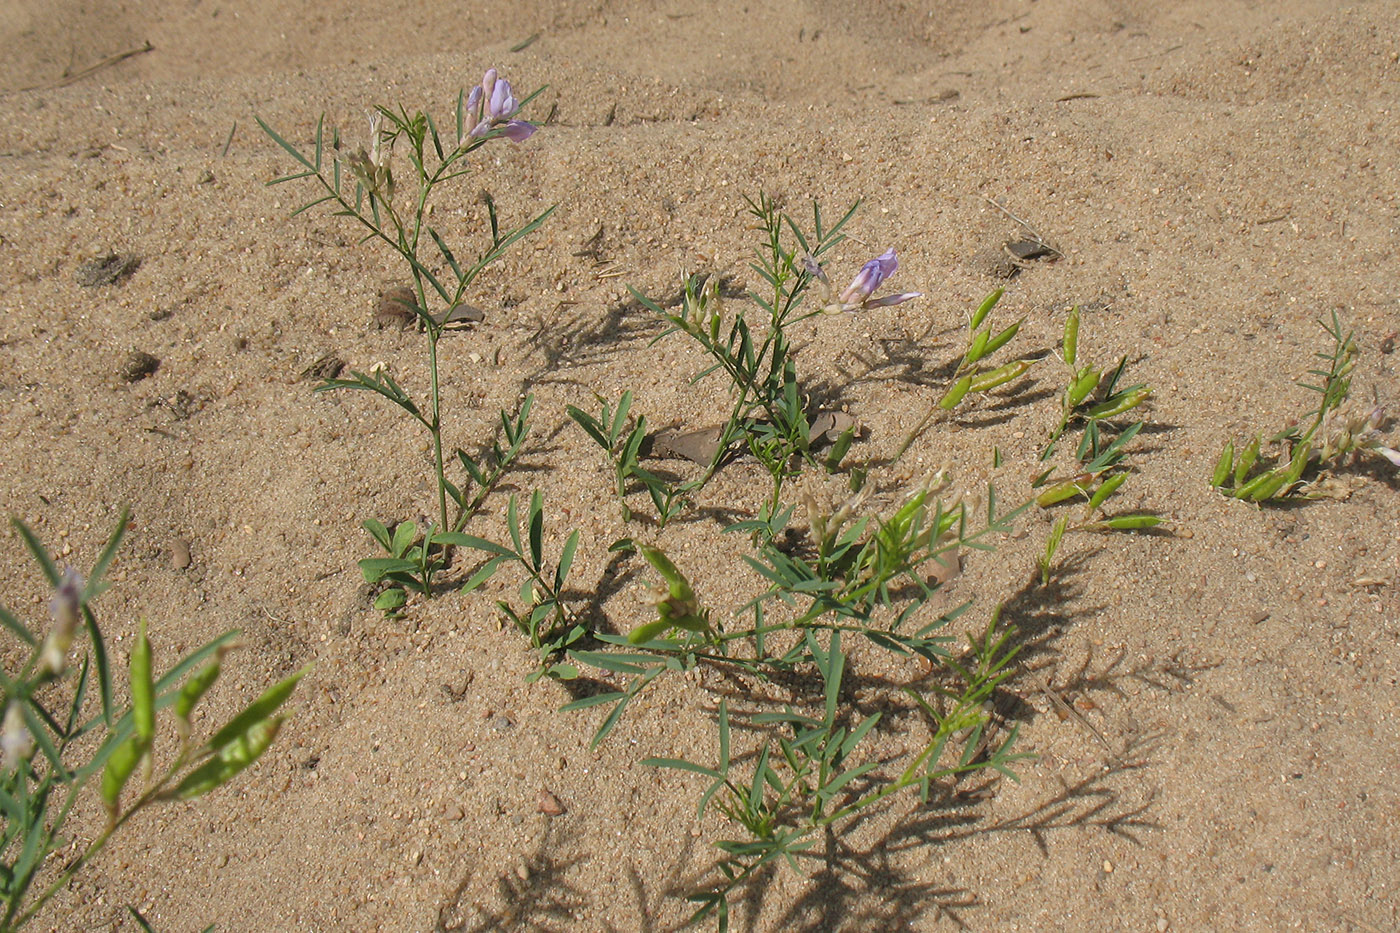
[[373, 285, 417, 329], [808, 411, 858, 449], [647, 426, 726, 465]]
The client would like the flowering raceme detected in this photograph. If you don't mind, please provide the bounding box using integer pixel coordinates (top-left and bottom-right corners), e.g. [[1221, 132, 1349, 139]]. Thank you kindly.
[[466, 68, 538, 142], [809, 249, 921, 313]]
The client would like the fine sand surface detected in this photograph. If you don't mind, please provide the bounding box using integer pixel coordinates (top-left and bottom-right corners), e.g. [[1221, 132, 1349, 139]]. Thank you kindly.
[[3, 1, 1398, 930]]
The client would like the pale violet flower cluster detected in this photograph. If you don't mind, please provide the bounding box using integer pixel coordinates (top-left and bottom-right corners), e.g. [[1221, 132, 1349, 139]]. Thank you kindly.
[[806, 249, 922, 313], [39, 567, 83, 677], [466, 69, 537, 142], [348, 112, 395, 201]]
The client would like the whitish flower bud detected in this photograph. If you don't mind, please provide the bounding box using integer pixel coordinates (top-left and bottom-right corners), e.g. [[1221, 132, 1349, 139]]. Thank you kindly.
[[39, 567, 83, 677], [1, 702, 34, 771]]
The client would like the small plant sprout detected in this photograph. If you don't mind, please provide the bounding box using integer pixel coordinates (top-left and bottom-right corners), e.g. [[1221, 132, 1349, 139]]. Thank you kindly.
[[259, 68, 551, 585], [567, 391, 689, 526], [634, 194, 900, 516], [1030, 306, 1160, 552], [1041, 305, 1153, 461], [937, 288, 1037, 411], [1212, 312, 1398, 501], [0, 510, 304, 930], [456, 492, 584, 682]]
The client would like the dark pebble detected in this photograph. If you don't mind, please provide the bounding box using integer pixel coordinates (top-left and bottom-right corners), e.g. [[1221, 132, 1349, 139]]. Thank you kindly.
[[75, 253, 140, 287], [120, 350, 160, 383]]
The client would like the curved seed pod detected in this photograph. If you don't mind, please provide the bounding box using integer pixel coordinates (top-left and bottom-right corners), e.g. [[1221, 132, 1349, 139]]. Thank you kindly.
[[174, 714, 285, 800], [1086, 386, 1151, 420], [1063, 306, 1080, 367], [1097, 515, 1163, 530], [970, 288, 1003, 331], [1212, 442, 1235, 488], [1234, 435, 1261, 486], [964, 329, 992, 367], [982, 319, 1022, 358], [939, 375, 973, 410], [130, 620, 154, 744], [201, 665, 308, 757], [1282, 441, 1313, 485], [1087, 472, 1129, 513], [1248, 472, 1290, 502], [101, 734, 151, 816], [970, 359, 1034, 393], [1037, 480, 1089, 508], [175, 661, 222, 743], [1067, 367, 1100, 409]]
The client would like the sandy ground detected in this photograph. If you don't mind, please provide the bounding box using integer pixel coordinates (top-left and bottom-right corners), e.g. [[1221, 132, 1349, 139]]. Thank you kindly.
[[2, 1, 1399, 930]]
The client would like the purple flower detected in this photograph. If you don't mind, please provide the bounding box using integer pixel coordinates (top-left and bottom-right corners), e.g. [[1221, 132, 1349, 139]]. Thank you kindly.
[[466, 68, 537, 143], [833, 249, 921, 312]]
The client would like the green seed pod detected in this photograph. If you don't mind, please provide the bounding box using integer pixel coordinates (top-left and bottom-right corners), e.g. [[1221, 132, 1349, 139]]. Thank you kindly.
[[1087, 472, 1129, 512], [1248, 472, 1289, 502], [1212, 441, 1236, 488], [1282, 441, 1313, 485], [175, 661, 222, 742], [1067, 367, 1101, 409], [101, 734, 151, 815], [130, 619, 154, 744], [1037, 480, 1088, 508], [969, 359, 1035, 393], [970, 288, 1003, 331], [1099, 515, 1163, 530], [965, 329, 992, 367], [202, 665, 308, 757], [982, 319, 1022, 358], [1063, 306, 1081, 367], [1234, 435, 1260, 486], [1230, 471, 1272, 500], [939, 375, 973, 410], [1086, 386, 1152, 420], [175, 715, 286, 800]]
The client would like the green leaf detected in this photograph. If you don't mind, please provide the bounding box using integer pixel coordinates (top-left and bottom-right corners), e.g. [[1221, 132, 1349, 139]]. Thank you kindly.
[[255, 115, 316, 171], [558, 691, 626, 712], [460, 554, 509, 594], [556, 531, 580, 591], [527, 491, 545, 569], [390, 521, 418, 558], [374, 588, 407, 611], [642, 757, 723, 778], [0, 601, 34, 646], [86, 506, 131, 600], [12, 518, 59, 587], [359, 557, 418, 582], [363, 518, 393, 551]]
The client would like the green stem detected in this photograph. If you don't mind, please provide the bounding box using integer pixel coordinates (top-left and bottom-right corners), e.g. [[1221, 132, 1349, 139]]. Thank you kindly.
[[425, 330, 448, 533]]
